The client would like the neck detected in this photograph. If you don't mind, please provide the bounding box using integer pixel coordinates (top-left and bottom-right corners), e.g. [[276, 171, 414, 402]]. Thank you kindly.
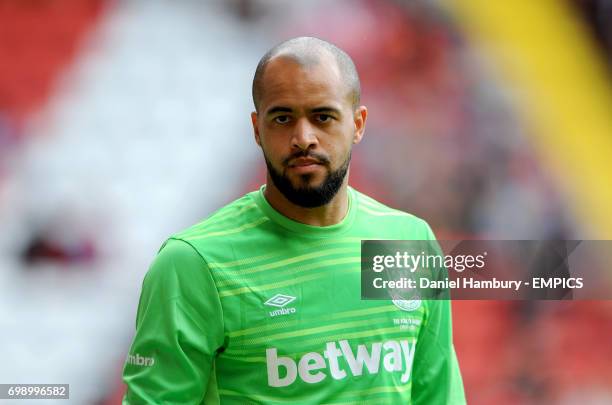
[[263, 175, 350, 227]]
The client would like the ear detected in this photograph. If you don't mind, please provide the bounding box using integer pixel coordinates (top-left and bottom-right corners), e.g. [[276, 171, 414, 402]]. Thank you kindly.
[[352, 106, 367, 144], [251, 111, 261, 146]]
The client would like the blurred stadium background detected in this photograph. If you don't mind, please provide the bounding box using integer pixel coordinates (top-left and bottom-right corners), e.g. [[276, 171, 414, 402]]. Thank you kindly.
[[0, 0, 611, 403]]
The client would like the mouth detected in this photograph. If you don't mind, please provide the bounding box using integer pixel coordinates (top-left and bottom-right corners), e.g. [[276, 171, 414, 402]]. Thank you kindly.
[[289, 158, 322, 167], [287, 158, 324, 174]]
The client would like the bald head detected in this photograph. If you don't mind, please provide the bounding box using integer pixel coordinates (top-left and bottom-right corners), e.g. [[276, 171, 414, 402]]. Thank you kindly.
[[252, 37, 361, 112]]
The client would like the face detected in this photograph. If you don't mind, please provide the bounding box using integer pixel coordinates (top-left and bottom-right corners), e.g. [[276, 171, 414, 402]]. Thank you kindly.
[[251, 55, 367, 208]]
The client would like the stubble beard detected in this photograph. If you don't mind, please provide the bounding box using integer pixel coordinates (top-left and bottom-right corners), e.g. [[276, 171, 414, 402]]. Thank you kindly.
[[264, 150, 351, 208]]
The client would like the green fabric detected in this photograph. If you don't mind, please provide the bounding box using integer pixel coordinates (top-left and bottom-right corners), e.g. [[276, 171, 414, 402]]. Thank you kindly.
[[123, 186, 465, 404]]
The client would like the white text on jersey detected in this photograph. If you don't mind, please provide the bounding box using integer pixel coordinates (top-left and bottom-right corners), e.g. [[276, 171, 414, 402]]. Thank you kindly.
[[266, 339, 416, 387]]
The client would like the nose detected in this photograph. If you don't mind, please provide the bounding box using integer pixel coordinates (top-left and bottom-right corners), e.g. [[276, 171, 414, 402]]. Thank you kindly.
[[291, 117, 318, 151]]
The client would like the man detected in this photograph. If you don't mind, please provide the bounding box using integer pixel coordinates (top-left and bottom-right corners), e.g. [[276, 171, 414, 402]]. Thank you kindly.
[[123, 36, 465, 404]]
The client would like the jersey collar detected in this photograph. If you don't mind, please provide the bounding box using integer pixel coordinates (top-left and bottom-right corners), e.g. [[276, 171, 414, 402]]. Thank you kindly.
[[250, 184, 357, 237]]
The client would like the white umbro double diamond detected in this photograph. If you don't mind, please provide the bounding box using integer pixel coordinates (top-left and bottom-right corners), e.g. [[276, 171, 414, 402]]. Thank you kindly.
[[264, 294, 296, 308]]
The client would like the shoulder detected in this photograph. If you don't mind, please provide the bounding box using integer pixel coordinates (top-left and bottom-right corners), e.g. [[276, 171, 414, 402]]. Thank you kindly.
[[139, 238, 216, 303], [172, 191, 265, 242], [351, 188, 435, 240], [148, 238, 208, 278], [159, 191, 270, 263], [154, 238, 203, 264]]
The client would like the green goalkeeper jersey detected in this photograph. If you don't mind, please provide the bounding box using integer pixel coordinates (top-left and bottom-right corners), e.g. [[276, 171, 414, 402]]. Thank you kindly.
[[123, 186, 465, 404]]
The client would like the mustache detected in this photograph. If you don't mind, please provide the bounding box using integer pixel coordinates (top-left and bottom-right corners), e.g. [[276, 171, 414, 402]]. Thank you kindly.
[[282, 150, 331, 166]]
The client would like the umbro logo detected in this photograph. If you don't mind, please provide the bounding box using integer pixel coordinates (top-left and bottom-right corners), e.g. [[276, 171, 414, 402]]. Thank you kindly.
[[264, 294, 296, 308], [265, 294, 297, 317]]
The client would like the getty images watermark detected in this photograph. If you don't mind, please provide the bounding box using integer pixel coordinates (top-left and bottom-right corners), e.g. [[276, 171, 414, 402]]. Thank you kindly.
[[361, 240, 611, 300]]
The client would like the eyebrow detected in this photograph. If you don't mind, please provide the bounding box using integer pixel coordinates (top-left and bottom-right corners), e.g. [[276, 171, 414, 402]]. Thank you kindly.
[[265, 106, 342, 116], [265, 106, 293, 116], [311, 106, 342, 115]]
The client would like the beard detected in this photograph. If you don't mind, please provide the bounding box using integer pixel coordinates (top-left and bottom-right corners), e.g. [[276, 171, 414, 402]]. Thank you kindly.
[[264, 150, 351, 208]]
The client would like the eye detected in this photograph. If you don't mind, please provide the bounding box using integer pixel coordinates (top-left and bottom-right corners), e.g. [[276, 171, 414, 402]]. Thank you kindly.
[[274, 115, 291, 124], [315, 114, 333, 123]]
